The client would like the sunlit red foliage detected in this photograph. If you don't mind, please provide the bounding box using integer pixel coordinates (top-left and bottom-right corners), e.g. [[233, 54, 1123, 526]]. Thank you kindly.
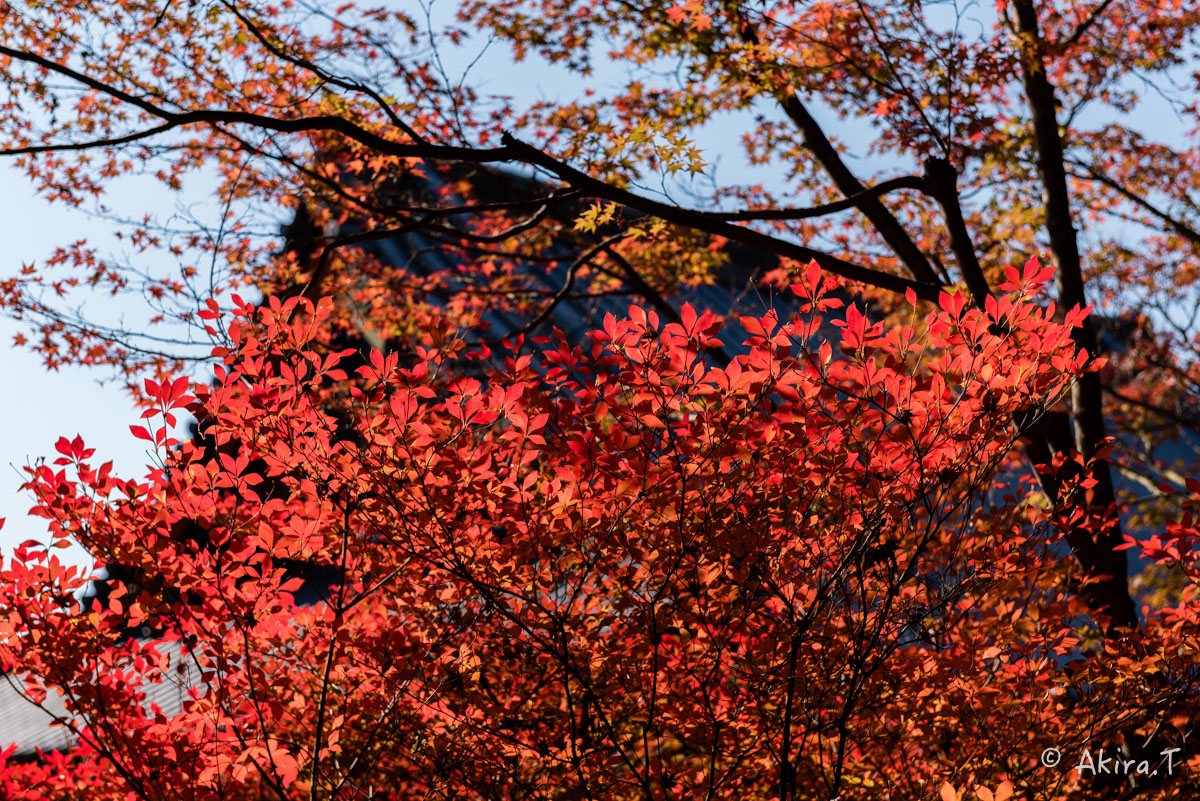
[[1, 0, 1200, 799], [3, 266, 1158, 800]]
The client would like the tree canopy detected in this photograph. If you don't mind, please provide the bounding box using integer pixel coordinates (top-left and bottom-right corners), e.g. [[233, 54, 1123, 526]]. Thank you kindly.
[[1, 1, 1200, 799]]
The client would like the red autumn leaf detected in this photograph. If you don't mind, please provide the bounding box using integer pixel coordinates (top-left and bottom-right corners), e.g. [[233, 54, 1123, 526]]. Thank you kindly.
[[0, 1, 1196, 797]]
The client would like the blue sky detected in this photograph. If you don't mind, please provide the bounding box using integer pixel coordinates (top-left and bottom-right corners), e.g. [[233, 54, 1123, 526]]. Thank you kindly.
[[0, 172, 166, 564]]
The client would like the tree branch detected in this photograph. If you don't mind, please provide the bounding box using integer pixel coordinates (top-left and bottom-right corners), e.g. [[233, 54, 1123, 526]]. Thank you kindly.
[[1103, 383, 1200, 433], [483, 232, 624, 344], [0, 43, 943, 303], [1070, 160, 1200, 249], [702, 175, 926, 222], [0, 43, 509, 163], [218, 0, 428, 146], [0, 122, 179, 155], [1059, 0, 1118, 50], [1008, 0, 1136, 631], [923, 156, 991, 307], [721, 5, 940, 286], [775, 92, 941, 286], [501, 133, 943, 301]]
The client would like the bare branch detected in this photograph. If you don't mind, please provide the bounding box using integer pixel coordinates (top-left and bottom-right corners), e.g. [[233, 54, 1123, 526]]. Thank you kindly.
[[698, 175, 927, 222], [1070, 160, 1200, 248], [218, 0, 428, 146], [922, 157, 991, 307], [774, 93, 942, 287], [482, 232, 625, 343], [1060, 0, 1119, 50], [502, 133, 943, 301], [0, 122, 178, 155], [0, 44, 510, 163], [0, 44, 941, 302], [721, 5, 941, 286], [1103, 383, 1200, 432]]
